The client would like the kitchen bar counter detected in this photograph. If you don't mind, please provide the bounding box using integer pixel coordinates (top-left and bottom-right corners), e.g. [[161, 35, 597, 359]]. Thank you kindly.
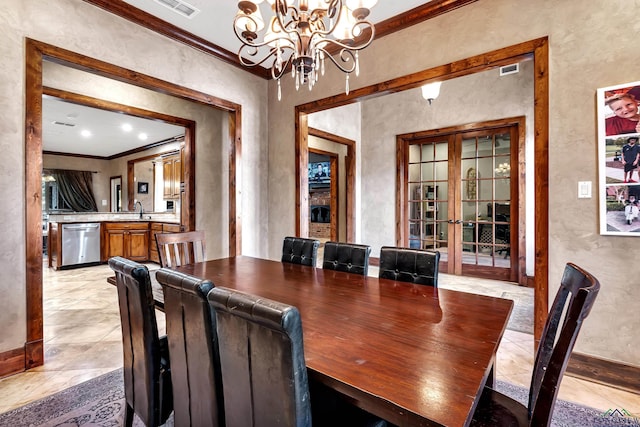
[[47, 217, 182, 269], [47, 212, 179, 224]]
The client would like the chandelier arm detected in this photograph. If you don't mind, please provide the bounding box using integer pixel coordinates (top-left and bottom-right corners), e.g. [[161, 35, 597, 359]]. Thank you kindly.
[[313, 24, 376, 54], [275, 0, 300, 20], [317, 46, 356, 74], [271, 54, 295, 80], [271, 3, 305, 50], [238, 43, 296, 68], [309, 20, 376, 50]]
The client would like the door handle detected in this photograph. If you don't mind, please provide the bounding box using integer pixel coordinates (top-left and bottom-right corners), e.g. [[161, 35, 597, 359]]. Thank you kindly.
[[455, 220, 462, 224], [448, 219, 454, 224]]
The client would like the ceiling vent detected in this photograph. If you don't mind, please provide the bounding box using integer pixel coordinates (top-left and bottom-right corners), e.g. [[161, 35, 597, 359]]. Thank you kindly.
[[499, 64, 519, 76], [154, 0, 200, 18], [52, 121, 76, 127]]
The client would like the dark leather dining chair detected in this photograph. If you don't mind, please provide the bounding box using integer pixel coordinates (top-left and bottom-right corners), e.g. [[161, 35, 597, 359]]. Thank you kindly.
[[281, 236, 320, 267], [155, 230, 206, 268], [207, 287, 312, 427], [155, 268, 224, 427], [378, 246, 440, 287], [471, 262, 601, 427], [322, 241, 371, 276], [108, 257, 173, 427]]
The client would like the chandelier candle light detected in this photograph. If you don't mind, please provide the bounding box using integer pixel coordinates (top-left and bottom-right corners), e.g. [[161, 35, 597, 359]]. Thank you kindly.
[[234, 0, 378, 100]]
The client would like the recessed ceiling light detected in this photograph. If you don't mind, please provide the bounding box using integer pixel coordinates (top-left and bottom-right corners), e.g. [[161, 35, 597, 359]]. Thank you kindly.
[[81, 129, 92, 137], [121, 123, 133, 132], [138, 133, 148, 141]]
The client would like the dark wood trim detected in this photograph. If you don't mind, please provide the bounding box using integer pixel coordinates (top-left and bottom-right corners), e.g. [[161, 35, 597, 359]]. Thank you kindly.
[[533, 39, 549, 343], [228, 110, 241, 255], [24, 38, 241, 371], [295, 110, 309, 237], [80, 0, 475, 82], [25, 35, 44, 370], [369, 256, 380, 267], [526, 275, 535, 288], [567, 352, 640, 395], [330, 156, 339, 241], [80, 0, 270, 80], [296, 37, 549, 344], [44, 87, 188, 160], [0, 347, 26, 378], [308, 127, 356, 242], [375, 0, 479, 40], [109, 175, 122, 213], [43, 87, 192, 126]]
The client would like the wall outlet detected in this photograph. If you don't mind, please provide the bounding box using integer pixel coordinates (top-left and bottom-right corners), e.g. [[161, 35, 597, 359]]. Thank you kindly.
[[101, 199, 107, 206]]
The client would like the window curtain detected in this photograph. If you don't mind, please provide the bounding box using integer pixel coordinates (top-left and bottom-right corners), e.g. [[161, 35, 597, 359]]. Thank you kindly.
[[48, 169, 98, 212]]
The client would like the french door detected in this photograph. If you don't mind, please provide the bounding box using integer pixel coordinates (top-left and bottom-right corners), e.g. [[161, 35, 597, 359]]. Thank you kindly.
[[403, 124, 520, 282]]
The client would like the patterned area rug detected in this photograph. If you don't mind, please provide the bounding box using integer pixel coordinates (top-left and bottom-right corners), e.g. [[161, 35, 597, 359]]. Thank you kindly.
[[0, 370, 637, 426], [0, 370, 174, 427]]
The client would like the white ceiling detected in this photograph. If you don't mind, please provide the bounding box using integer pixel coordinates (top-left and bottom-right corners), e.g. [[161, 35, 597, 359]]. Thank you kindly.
[[43, 96, 184, 158], [122, 0, 433, 58]]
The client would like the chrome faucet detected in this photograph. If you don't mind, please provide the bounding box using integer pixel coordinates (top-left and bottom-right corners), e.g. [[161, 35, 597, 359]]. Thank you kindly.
[[134, 201, 144, 219]]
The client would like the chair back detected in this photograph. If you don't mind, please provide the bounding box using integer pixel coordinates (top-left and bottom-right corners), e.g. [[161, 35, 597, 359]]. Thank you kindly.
[[527, 262, 600, 426], [155, 268, 224, 427], [207, 287, 312, 427], [378, 246, 440, 287], [322, 241, 371, 276], [108, 257, 173, 427], [156, 230, 206, 268], [281, 236, 320, 266]]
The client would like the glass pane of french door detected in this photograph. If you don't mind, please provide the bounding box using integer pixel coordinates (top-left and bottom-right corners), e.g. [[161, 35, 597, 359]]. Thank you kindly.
[[459, 131, 511, 270], [408, 140, 449, 262]]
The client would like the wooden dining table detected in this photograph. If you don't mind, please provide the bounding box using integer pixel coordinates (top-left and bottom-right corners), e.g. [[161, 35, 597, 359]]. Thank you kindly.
[[164, 256, 513, 427]]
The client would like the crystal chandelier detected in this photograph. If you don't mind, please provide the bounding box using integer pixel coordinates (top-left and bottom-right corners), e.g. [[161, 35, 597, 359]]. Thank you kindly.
[[234, 0, 377, 100]]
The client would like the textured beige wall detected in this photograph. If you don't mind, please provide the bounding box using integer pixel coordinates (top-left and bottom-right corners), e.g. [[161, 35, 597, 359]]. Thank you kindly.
[[267, 0, 640, 365], [0, 0, 267, 353], [359, 62, 534, 265]]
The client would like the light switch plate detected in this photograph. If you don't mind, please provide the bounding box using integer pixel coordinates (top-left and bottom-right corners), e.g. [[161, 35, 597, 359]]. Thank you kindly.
[[578, 181, 592, 198]]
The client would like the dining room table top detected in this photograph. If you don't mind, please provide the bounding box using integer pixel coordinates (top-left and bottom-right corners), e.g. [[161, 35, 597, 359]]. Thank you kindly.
[[169, 256, 514, 427]]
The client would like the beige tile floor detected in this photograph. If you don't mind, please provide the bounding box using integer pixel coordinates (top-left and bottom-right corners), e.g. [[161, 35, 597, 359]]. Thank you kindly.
[[0, 262, 638, 418]]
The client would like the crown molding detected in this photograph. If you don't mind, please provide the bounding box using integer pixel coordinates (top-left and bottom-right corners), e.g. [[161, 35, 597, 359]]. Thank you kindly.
[[81, 0, 478, 80]]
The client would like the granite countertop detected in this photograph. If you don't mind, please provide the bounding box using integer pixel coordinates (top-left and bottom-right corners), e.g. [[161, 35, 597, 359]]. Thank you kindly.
[[47, 212, 180, 224]]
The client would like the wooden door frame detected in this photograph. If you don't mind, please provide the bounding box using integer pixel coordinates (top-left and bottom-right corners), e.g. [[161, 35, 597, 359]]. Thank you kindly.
[[397, 118, 525, 285], [296, 37, 548, 342], [23, 38, 242, 370], [309, 128, 356, 241]]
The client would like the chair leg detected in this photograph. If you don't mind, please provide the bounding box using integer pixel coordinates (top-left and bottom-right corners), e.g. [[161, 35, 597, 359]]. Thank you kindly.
[[124, 403, 135, 427]]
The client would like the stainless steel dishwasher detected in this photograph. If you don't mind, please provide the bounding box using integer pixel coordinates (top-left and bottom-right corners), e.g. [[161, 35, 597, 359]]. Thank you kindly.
[[61, 223, 101, 267]]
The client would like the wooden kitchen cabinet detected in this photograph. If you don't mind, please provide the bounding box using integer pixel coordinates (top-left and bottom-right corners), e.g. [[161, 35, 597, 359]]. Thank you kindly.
[[48, 222, 61, 269], [102, 222, 149, 262], [149, 222, 183, 263], [163, 154, 182, 199]]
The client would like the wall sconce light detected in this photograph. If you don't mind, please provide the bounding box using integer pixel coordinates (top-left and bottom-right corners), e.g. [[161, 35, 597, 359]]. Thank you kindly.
[[421, 81, 442, 105]]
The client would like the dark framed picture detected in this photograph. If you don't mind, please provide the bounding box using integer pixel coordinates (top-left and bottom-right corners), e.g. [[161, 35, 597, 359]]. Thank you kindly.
[[137, 182, 149, 194]]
